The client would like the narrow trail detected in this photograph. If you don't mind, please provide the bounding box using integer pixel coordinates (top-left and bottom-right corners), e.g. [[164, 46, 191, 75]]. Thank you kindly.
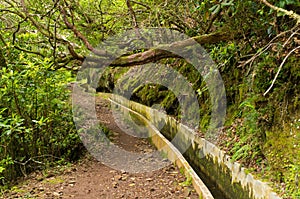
[[2, 96, 199, 199]]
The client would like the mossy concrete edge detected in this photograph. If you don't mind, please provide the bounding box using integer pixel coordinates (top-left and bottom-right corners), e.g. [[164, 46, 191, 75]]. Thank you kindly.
[[108, 97, 214, 199], [108, 93, 281, 199]]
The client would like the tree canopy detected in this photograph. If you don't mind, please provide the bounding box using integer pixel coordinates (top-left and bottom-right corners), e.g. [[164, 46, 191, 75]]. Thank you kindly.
[[1, 0, 298, 69]]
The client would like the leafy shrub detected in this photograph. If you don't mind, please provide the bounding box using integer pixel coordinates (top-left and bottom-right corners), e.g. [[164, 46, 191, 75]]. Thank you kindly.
[[0, 55, 82, 184]]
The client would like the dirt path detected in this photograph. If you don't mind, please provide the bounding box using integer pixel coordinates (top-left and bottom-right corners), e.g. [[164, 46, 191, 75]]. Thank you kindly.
[[1, 96, 199, 199]]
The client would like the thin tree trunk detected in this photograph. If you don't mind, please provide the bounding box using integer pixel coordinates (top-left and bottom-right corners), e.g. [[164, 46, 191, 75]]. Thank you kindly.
[[0, 48, 7, 70]]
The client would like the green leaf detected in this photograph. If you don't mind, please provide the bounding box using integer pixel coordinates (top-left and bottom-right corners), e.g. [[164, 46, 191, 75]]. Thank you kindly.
[[209, 4, 221, 15], [0, 167, 5, 173], [0, 123, 10, 128]]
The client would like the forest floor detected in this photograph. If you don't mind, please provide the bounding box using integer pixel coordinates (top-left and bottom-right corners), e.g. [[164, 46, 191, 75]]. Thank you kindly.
[[1, 96, 199, 199]]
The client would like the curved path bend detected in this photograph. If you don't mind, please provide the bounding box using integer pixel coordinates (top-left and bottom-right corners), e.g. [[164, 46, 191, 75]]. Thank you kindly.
[[2, 96, 199, 199]]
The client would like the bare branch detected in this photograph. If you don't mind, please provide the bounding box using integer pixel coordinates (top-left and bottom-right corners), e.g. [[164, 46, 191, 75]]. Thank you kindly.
[[282, 28, 299, 48], [126, 0, 139, 29], [18, 0, 85, 62], [14, 45, 46, 57], [0, 47, 7, 69], [131, 0, 151, 9], [264, 46, 300, 96], [12, 17, 28, 45], [0, 34, 6, 46], [260, 0, 300, 24], [126, 0, 145, 40], [59, 5, 109, 57], [240, 27, 298, 68], [205, 4, 222, 34]]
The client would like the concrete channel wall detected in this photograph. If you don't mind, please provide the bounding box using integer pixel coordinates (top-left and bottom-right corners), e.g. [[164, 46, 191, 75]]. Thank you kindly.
[[109, 94, 281, 199]]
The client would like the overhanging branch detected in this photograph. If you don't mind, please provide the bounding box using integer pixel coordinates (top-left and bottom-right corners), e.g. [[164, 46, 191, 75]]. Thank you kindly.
[[59, 5, 109, 57], [84, 31, 232, 68]]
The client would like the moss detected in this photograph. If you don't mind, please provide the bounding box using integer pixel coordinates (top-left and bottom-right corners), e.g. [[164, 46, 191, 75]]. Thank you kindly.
[[263, 116, 300, 197], [10, 186, 27, 193], [43, 177, 64, 185], [185, 147, 252, 199], [97, 67, 130, 93], [179, 175, 193, 187], [101, 47, 300, 198]]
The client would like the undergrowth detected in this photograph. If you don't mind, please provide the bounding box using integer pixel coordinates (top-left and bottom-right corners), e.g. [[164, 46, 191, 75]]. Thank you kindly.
[[0, 54, 82, 186]]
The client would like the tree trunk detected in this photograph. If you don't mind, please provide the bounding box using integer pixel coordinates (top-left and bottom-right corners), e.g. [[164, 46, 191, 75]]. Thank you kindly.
[[0, 48, 7, 70]]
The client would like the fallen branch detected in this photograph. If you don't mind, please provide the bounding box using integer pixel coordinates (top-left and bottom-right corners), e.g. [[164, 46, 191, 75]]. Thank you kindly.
[[13, 155, 62, 177]]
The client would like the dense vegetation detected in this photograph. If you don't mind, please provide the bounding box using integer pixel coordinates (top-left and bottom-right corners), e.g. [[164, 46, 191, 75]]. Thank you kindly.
[[0, 0, 299, 198], [0, 46, 82, 183]]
